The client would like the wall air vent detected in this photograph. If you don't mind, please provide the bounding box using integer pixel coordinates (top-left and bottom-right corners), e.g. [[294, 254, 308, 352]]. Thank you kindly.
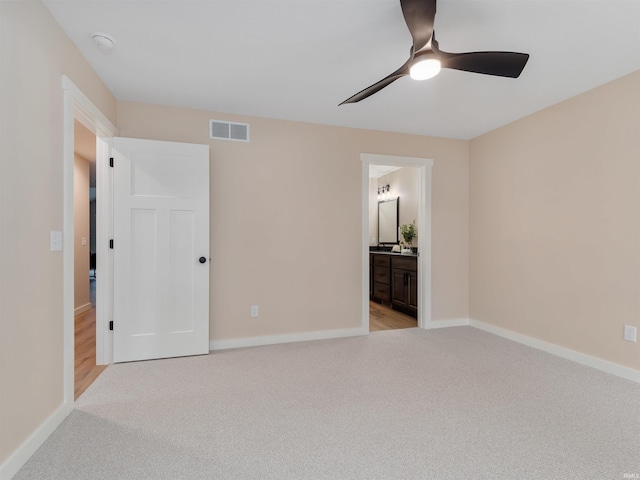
[[209, 119, 250, 142]]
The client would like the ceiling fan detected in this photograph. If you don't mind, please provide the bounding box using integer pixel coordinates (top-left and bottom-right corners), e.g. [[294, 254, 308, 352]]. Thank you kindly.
[[339, 0, 529, 105]]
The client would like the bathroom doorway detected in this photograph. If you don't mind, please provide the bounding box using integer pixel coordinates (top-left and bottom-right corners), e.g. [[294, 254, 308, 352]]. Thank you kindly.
[[360, 154, 433, 332]]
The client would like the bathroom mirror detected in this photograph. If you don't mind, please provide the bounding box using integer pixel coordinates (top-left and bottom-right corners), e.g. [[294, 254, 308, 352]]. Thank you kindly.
[[378, 198, 399, 244]]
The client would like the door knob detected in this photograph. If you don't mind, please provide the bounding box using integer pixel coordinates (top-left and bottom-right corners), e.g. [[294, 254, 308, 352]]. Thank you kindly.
[[199, 257, 207, 264]]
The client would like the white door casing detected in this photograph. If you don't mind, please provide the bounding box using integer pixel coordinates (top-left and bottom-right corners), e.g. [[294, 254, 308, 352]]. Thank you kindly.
[[113, 137, 210, 363]]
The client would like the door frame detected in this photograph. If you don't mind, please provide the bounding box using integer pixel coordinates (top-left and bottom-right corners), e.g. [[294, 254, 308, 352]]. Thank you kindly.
[[361, 153, 434, 330], [62, 76, 117, 404]]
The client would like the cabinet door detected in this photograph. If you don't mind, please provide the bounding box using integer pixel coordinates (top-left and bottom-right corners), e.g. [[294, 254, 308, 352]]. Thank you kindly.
[[407, 271, 418, 311], [369, 254, 373, 297], [391, 270, 409, 308], [391, 269, 418, 317]]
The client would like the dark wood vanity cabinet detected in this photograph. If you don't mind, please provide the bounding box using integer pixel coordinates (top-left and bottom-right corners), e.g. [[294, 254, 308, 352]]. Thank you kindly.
[[390, 256, 418, 317], [370, 253, 417, 318]]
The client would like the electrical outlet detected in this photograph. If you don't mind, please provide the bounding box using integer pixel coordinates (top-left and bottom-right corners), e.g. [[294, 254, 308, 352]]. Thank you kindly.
[[250, 305, 259, 318], [623, 325, 637, 342]]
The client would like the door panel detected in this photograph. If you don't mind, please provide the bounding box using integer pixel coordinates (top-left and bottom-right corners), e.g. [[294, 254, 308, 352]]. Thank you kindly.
[[408, 271, 418, 310], [113, 137, 209, 363], [169, 210, 195, 333], [391, 270, 408, 308]]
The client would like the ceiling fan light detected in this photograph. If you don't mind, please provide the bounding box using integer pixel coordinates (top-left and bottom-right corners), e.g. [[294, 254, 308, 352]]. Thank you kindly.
[[410, 58, 441, 80]]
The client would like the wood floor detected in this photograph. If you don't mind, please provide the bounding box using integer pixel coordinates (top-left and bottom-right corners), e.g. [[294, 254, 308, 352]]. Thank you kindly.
[[369, 301, 417, 331], [74, 279, 107, 400]]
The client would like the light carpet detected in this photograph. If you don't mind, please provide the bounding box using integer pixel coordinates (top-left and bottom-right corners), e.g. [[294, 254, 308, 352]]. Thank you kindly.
[[14, 327, 640, 479]]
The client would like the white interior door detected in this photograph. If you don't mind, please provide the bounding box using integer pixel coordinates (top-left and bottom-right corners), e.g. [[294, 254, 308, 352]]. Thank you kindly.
[[113, 137, 209, 363]]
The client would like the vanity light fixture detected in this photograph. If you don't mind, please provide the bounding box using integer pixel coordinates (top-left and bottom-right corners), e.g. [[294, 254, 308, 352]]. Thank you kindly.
[[377, 184, 390, 201]]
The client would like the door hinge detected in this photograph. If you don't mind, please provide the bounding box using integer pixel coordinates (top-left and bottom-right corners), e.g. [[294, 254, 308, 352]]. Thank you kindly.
[[109, 239, 114, 249], [109, 321, 113, 331], [109, 157, 114, 167]]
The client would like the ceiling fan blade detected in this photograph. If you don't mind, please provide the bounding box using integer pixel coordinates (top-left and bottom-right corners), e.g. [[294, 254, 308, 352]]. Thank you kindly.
[[400, 0, 437, 53], [339, 62, 410, 105], [439, 51, 530, 78]]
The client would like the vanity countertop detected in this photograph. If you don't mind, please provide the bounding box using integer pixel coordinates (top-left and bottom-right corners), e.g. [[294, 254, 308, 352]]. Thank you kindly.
[[369, 250, 418, 257]]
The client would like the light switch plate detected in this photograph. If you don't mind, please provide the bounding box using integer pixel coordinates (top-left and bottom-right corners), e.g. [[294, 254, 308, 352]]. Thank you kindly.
[[50, 231, 62, 252]]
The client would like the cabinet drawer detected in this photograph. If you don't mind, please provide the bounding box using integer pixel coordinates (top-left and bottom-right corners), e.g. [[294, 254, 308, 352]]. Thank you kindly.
[[373, 265, 390, 284], [372, 254, 391, 267], [391, 256, 417, 272], [373, 282, 391, 302]]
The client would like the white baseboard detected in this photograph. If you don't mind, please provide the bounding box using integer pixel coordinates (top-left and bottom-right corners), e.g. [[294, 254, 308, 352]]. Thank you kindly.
[[209, 319, 472, 351], [211, 318, 472, 351], [469, 319, 640, 384], [210, 326, 368, 351], [214, 319, 639, 383], [424, 318, 469, 329], [74, 303, 92, 316], [0, 401, 73, 480]]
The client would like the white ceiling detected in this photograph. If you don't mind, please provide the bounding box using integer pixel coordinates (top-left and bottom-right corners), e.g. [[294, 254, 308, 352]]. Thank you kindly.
[[43, 0, 640, 140], [370, 164, 401, 178]]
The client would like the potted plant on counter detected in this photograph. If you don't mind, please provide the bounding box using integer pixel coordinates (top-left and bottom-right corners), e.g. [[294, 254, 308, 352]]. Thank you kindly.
[[400, 220, 417, 254]]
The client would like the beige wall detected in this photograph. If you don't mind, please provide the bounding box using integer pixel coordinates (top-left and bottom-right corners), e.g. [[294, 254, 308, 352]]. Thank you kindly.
[[0, 0, 117, 464], [117, 102, 470, 339], [74, 154, 91, 311], [469, 71, 640, 370]]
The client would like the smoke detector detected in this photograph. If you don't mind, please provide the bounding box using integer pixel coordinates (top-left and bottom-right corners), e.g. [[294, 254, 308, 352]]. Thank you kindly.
[[92, 33, 115, 51]]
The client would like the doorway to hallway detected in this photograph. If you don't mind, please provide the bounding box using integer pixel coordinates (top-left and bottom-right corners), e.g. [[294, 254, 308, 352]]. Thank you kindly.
[[73, 119, 105, 398], [74, 283, 106, 399]]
